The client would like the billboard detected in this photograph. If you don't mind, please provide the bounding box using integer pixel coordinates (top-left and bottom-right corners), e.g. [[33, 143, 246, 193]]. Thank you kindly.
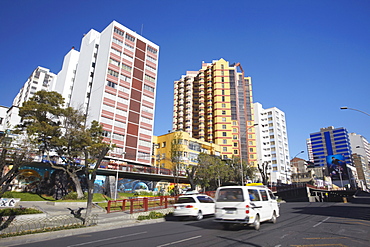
[[326, 154, 348, 181]]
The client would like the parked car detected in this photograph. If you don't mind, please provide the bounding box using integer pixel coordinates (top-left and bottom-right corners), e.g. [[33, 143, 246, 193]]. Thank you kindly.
[[214, 184, 279, 230], [173, 194, 215, 220]]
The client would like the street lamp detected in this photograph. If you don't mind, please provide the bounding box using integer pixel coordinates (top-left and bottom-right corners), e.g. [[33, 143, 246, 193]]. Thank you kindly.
[[240, 123, 258, 185], [340, 107, 370, 117]]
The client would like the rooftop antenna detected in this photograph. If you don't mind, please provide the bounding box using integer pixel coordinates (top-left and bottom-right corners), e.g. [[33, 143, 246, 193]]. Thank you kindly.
[[141, 24, 144, 35]]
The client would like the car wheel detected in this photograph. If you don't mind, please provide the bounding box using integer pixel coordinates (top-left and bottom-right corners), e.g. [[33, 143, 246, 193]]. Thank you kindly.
[[253, 214, 260, 230], [270, 211, 277, 224], [196, 210, 203, 221]]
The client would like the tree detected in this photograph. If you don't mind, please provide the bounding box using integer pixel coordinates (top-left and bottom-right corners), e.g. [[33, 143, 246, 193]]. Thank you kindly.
[[80, 120, 110, 225], [196, 153, 229, 191], [169, 132, 184, 195], [0, 131, 36, 197], [18, 91, 92, 199], [258, 161, 270, 185]]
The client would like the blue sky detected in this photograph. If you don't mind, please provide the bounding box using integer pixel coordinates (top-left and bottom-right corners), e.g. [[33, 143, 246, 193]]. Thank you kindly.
[[1, 0, 370, 161]]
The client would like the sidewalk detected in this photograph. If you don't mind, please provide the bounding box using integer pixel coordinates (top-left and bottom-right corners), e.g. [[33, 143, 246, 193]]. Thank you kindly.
[[1, 201, 173, 247]]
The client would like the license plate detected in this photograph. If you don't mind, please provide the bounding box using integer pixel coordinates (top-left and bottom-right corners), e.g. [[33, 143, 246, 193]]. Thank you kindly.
[[226, 210, 235, 214]]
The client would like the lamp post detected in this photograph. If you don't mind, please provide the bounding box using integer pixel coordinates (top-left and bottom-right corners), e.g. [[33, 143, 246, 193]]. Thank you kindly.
[[340, 106, 370, 117], [240, 123, 258, 185]]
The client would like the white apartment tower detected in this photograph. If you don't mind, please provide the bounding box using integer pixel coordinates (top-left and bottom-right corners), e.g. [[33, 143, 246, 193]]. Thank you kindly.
[[6, 21, 159, 167], [59, 21, 159, 166], [3, 67, 56, 130], [254, 102, 290, 184], [13, 66, 56, 107]]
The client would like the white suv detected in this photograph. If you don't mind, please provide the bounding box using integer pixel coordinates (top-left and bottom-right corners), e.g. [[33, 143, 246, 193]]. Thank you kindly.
[[173, 194, 215, 220], [214, 185, 279, 230]]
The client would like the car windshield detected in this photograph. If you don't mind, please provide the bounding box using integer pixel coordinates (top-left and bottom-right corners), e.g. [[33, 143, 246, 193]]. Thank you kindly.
[[176, 197, 196, 204], [216, 188, 244, 202]]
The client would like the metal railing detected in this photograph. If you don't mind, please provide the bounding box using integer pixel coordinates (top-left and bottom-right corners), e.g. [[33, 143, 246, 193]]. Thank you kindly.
[[106, 196, 178, 214]]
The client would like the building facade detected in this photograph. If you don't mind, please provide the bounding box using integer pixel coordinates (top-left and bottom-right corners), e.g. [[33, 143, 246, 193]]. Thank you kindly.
[[254, 102, 290, 183], [172, 59, 257, 165], [309, 126, 356, 188], [64, 21, 159, 166], [153, 131, 221, 172], [349, 133, 370, 189], [6, 21, 159, 168]]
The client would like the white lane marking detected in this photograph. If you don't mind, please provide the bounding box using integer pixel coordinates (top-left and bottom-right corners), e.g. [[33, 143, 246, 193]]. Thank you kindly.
[[67, 231, 147, 247], [313, 217, 330, 228], [280, 234, 289, 239], [157, 235, 202, 247]]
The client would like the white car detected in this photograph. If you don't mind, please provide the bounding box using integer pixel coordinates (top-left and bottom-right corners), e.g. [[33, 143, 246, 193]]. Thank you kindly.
[[173, 194, 215, 220], [214, 185, 280, 230]]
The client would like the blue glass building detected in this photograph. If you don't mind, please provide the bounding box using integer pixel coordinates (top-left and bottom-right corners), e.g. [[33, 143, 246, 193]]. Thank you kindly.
[[309, 126, 352, 167]]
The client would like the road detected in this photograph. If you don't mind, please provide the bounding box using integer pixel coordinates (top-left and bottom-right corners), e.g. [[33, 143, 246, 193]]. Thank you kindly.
[[10, 201, 370, 247]]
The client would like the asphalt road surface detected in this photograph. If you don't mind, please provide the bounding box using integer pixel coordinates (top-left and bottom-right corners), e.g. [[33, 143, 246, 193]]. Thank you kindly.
[[10, 201, 370, 247]]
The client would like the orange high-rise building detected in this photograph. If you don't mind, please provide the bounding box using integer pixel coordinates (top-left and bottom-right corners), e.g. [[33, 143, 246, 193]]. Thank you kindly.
[[172, 59, 257, 165]]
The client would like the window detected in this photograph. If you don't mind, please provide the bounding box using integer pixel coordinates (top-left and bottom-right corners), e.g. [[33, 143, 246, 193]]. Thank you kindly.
[[125, 34, 135, 42], [222, 132, 227, 137], [248, 189, 261, 201], [141, 116, 153, 124], [147, 46, 158, 54], [109, 58, 120, 67], [112, 133, 125, 141], [107, 80, 117, 89], [102, 130, 111, 138], [216, 188, 244, 202], [140, 128, 152, 136], [118, 85, 130, 94], [144, 84, 155, 93], [101, 117, 113, 126], [120, 74, 131, 83], [139, 139, 151, 148], [146, 65, 156, 73], [223, 147, 227, 152], [125, 43, 134, 52], [122, 53, 133, 62], [142, 95, 154, 103], [111, 48, 121, 56], [222, 110, 226, 115], [112, 37, 123, 46], [147, 55, 157, 63], [108, 69, 119, 78], [121, 64, 132, 72], [142, 105, 153, 114], [117, 96, 128, 105], [114, 28, 124, 36], [260, 190, 268, 201], [115, 120, 126, 129], [222, 125, 227, 129], [145, 74, 156, 83]]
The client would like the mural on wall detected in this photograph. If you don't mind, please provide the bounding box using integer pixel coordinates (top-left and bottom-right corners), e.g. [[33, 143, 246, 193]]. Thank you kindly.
[[326, 154, 349, 181]]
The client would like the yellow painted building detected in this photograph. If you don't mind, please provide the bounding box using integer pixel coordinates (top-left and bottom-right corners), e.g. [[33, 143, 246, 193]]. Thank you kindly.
[[152, 131, 221, 171], [172, 59, 257, 166]]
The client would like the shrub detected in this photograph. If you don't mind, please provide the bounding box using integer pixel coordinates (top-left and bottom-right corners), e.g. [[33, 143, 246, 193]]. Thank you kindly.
[[62, 192, 87, 200], [137, 211, 164, 220], [0, 208, 43, 216]]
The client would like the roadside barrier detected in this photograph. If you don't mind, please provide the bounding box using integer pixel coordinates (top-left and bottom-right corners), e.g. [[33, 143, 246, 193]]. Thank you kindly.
[[106, 196, 178, 214]]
